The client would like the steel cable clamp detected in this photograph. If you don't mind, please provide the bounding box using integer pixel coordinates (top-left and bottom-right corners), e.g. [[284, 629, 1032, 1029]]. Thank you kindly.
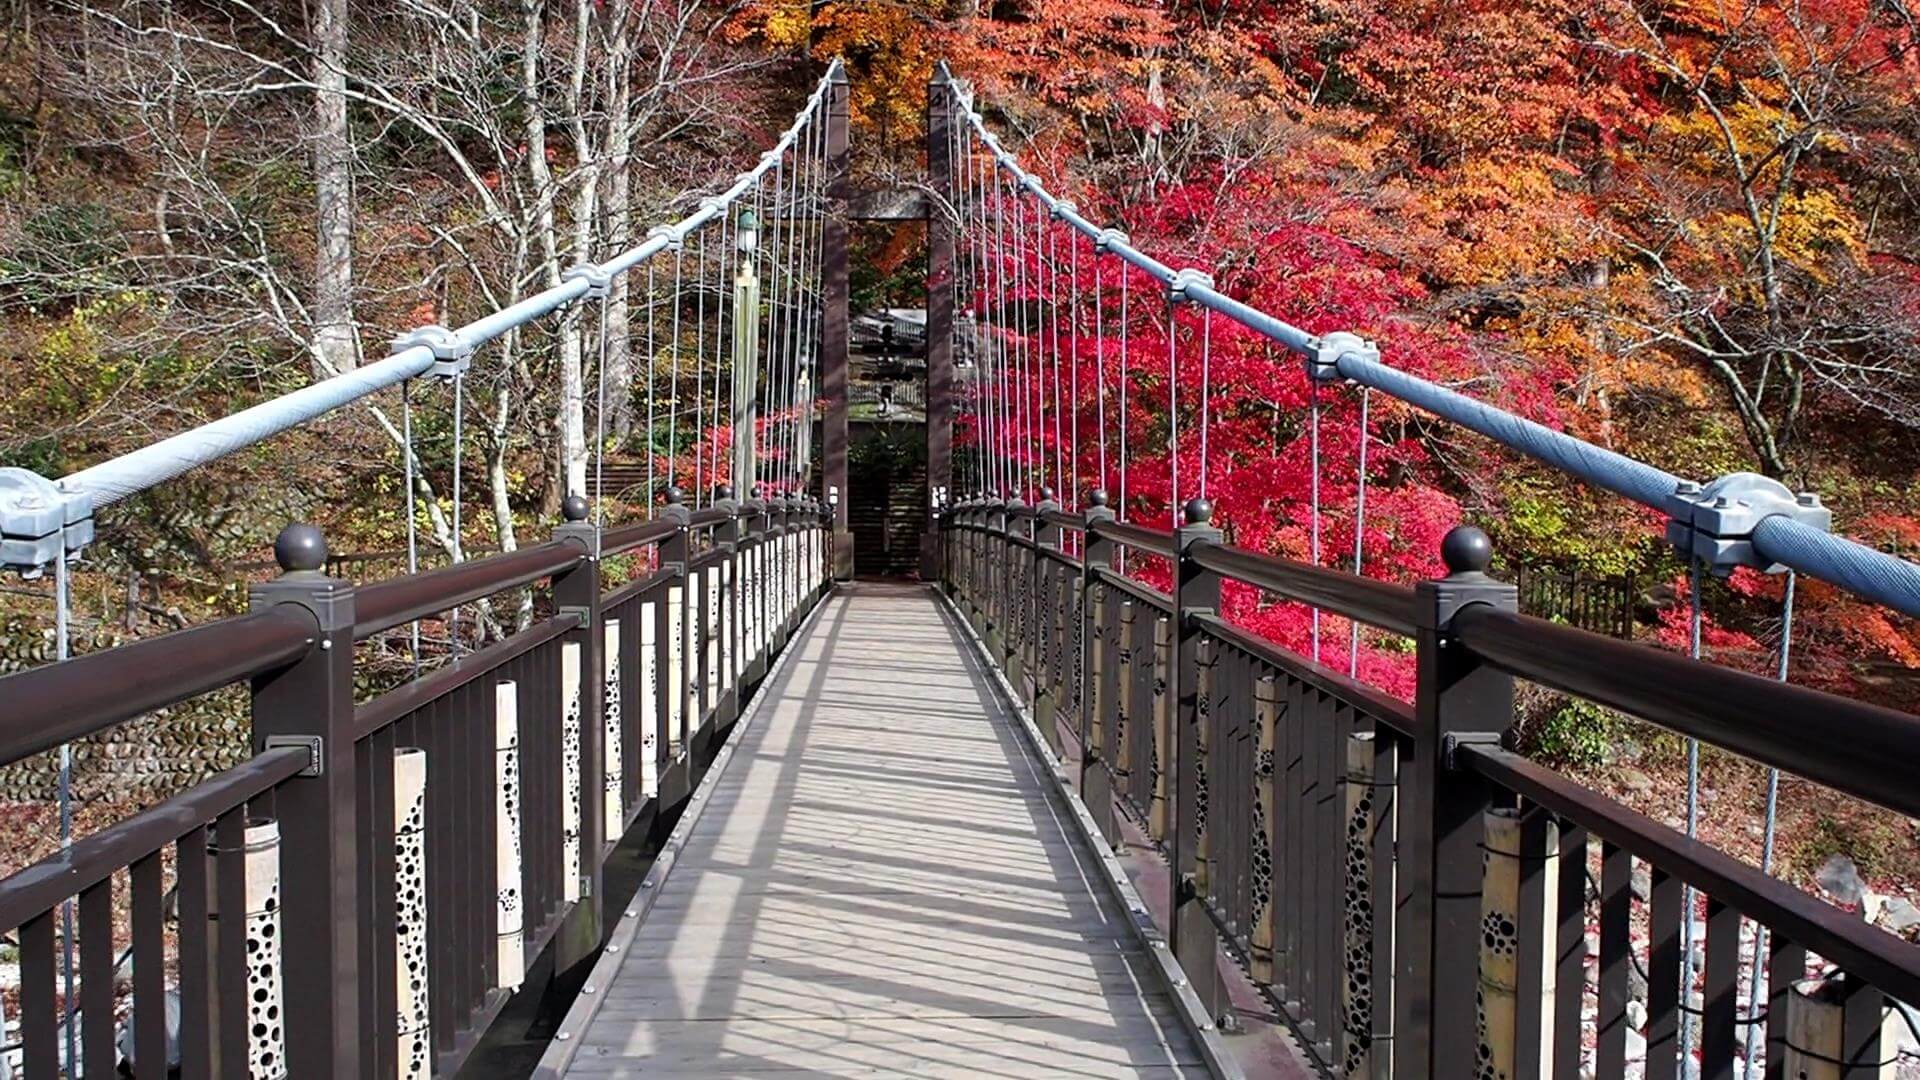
[[1169, 269, 1215, 305], [561, 262, 613, 301], [1050, 200, 1078, 221], [1095, 228, 1130, 255], [646, 223, 686, 252], [391, 324, 474, 379], [1665, 473, 1831, 574], [0, 469, 94, 573], [1308, 330, 1378, 383]]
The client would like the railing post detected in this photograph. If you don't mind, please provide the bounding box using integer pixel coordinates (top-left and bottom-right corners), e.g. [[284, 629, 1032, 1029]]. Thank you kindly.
[[660, 489, 695, 764], [1004, 497, 1029, 686], [549, 495, 606, 985], [1032, 490, 1062, 753], [742, 487, 767, 686], [1403, 524, 1517, 1076], [771, 496, 792, 647], [1170, 498, 1227, 1026], [247, 523, 359, 1077], [1079, 491, 1120, 848], [984, 499, 1008, 662], [713, 485, 741, 727]]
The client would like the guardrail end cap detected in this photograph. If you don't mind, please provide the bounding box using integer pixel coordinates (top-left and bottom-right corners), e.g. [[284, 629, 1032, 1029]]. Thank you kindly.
[[1441, 525, 1493, 576], [275, 522, 329, 574]]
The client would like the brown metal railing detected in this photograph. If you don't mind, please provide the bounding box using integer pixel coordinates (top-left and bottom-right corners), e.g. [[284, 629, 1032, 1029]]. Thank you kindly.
[[942, 495, 1920, 1078], [0, 493, 834, 1077]]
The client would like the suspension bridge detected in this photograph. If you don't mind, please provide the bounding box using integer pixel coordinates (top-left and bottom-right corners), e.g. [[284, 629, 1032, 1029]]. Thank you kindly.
[[0, 58, 1917, 1079]]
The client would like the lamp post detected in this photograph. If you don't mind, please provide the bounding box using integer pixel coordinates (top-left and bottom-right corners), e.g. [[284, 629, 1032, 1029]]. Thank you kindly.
[[731, 210, 761, 492]]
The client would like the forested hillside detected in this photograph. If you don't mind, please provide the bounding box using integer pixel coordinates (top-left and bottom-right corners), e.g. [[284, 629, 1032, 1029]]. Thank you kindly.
[[3, 0, 1919, 886]]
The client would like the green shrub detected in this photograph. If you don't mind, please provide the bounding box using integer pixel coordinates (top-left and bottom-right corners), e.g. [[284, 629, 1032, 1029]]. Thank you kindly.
[[1520, 695, 1618, 769]]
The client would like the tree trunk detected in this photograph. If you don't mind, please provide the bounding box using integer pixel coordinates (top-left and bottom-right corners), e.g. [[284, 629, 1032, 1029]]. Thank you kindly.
[[523, 0, 588, 503], [311, 0, 357, 375], [603, 0, 635, 445], [560, 0, 598, 501]]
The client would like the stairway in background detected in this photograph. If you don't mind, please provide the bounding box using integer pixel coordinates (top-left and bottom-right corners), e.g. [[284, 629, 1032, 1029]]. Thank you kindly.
[[849, 433, 926, 579]]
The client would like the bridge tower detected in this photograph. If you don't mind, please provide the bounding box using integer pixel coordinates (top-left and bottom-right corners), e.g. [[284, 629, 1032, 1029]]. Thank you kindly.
[[922, 62, 958, 579]]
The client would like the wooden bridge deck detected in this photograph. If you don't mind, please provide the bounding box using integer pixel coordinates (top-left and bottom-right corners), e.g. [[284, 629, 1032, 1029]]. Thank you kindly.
[[540, 583, 1210, 1078]]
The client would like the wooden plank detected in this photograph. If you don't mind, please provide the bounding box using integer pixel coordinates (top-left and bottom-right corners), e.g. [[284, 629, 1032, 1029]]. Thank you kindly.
[[558, 586, 1208, 1078]]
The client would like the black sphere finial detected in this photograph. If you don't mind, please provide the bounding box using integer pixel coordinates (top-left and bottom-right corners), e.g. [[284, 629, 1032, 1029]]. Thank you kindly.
[[750, 483, 764, 499], [1183, 497, 1214, 525], [665, 485, 686, 505], [1040, 486, 1056, 503], [1441, 525, 1494, 575], [1088, 488, 1109, 508], [714, 483, 734, 502], [274, 523, 328, 573], [561, 494, 590, 522]]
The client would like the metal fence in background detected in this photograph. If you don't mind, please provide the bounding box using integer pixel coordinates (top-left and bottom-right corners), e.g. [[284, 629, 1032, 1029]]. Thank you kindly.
[[1513, 563, 1638, 639]]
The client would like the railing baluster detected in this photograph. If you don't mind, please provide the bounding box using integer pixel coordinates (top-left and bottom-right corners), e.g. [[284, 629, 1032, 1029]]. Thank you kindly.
[[131, 850, 168, 1077], [1598, 840, 1632, 1076], [213, 807, 251, 1072], [78, 874, 116, 1075], [1648, 864, 1683, 1077], [177, 825, 214, 1079], [369, 726, 399, 1079], [1554, 824, 1589, 1079], [20, 908, 56, 1074], [1281, 672, 1304, 1017], [422, 706, 451, 1054], [1513, 807, 1556, 1080], [1704, 898, 1741, 1079], [1369, 728, 1400, 1080], [1301, 683, 1325, 1048], [1764, 935, 1806, 1080]]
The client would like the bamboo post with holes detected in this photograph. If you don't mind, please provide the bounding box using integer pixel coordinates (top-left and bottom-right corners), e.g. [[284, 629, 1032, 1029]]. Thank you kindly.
[[603, 619, 623, 838], [1477, 807, 1522, 1080], [559, 642, 583, 904], [495, 684, 525, 992], [1253, 674, 1280, 985], [1341, 732, 1380, 1077], [1150, 613, 1172, 841], [640, 601, 660, 800], [393, 749, 429, 1074], [1785, 975, 1897, 1079]]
